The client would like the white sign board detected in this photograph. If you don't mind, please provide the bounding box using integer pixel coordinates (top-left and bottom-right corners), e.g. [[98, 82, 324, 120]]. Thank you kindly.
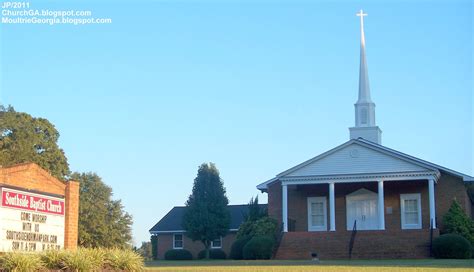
[[0, 187, 65, 252]]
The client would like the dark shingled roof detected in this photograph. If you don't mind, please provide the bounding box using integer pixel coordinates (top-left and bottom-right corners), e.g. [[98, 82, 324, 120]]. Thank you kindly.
[[149, 204, 267, 233]]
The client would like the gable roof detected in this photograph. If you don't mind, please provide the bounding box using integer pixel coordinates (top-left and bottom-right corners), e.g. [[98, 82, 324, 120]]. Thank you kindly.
[[149, 204, 268, 234], [257, 138, 473, 191]]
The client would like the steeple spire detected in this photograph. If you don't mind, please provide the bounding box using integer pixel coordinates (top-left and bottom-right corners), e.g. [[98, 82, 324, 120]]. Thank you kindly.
[[349, 9, 382, 144], [357, 10, 372, 103]]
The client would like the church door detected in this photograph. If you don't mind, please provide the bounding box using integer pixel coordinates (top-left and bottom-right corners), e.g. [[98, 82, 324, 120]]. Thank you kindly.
[[346, 188, 379, 230]]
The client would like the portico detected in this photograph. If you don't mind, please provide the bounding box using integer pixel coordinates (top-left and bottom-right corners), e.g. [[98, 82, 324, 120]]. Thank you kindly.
[[280, 173, 438, 233]]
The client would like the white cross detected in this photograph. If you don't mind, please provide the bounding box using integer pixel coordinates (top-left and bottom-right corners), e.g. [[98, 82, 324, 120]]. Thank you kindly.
[[356, 9, 368, 26]]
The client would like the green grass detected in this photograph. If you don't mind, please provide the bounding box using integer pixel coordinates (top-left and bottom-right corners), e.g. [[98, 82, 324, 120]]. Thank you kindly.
[[145, 259, 474, 272]]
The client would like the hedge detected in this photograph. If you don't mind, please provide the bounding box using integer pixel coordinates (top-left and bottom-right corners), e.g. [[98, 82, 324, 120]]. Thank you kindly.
[[242, 236, 275, 260], [432, 234, 471, 259], [229, 237, 250, 260], [164, 249, 193, 260], [197, 249, 226, 259]]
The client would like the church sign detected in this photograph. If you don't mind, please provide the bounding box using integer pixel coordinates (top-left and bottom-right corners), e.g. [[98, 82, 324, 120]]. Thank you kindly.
[[0, 187, 65, 252]]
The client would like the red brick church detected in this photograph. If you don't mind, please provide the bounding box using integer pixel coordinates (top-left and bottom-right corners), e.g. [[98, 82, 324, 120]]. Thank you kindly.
[[256, 10, 473, 259]]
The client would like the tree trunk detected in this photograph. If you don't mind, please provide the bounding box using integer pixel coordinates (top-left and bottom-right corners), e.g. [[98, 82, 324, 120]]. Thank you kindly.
[[202, 240, 211, 259]]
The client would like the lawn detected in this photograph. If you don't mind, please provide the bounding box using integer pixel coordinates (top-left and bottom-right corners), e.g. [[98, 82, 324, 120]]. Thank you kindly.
[[145, 259, 474, 272]]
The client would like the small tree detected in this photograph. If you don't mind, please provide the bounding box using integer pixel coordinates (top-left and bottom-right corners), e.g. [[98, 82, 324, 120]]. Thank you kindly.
[[243, 196, 266, 222], [182, 163, 230, 259], [442, 199, 474, 244], [136, 241, 153, 260]]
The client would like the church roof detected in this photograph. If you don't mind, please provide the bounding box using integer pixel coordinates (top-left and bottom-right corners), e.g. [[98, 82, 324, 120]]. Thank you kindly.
[[149, 204, 267, 234], [257, 138, 474, 191]]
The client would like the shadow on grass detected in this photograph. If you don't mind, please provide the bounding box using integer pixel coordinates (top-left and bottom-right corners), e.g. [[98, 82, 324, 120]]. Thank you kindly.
[[146, 259, 474, 268]]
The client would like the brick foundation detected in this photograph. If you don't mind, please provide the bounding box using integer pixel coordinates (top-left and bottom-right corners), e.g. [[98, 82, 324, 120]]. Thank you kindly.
[[276, 229, 438, 259]]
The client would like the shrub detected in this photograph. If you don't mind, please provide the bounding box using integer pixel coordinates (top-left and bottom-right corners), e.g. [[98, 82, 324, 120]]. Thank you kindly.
[[105, 248, 145, 271], [0, 252, 44, 272], [442, 200, 474, 244], [61, 249, 103, 271], [237, 217, 279, 240], [229, 237, 250, 260], [0, 248, 145, 271], [197, 248, 227, 259], [242, 235, 275, 260], [164, 249, 193, 260], [432, 234, 471, 259], [40, 250, 67, 270]]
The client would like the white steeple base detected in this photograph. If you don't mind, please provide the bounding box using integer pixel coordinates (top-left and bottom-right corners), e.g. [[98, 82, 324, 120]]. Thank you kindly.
[[349, 126, 382, 144]]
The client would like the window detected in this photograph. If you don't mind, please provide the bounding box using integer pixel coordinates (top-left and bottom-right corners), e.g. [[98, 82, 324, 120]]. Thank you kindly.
[[307, 197, 327, 231], [400, 194, 422, 229], [360, 108, 368, 125], [173, 234, 183, 249], [211, 237, 222, 248]]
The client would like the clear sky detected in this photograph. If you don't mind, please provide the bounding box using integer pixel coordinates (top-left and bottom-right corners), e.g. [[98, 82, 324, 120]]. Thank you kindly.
[[1, 0, 472, 246]]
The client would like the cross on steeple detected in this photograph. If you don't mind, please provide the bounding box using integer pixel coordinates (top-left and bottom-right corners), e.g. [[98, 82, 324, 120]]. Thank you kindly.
[[356, 9, 368, 24]]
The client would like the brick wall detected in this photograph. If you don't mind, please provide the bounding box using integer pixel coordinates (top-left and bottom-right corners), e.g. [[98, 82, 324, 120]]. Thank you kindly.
[[436, 173, 472, 230], [268, 181, 282, 224], [0, 163, 79, 250], [276, 229, 438, 259], [64, 181, 79, 249], [156, 232, 237, 259]]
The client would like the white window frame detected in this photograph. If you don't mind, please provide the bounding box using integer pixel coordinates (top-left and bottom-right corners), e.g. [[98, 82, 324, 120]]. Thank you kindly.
[[400, 193, 422, 230], [211, 237, 222, 249], [307, 197, 327, 231], [173, 233, 183, 249]]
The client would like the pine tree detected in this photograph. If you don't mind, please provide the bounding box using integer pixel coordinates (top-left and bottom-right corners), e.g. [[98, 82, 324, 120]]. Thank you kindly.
[[182, 163, 230, 259], [442, 199, 474, 244]]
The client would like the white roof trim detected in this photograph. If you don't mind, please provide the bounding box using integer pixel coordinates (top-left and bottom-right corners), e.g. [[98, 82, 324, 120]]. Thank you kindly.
[[256, 177, 277, 191], [281, 171, 439, 186], [257, 138, 474, 191]]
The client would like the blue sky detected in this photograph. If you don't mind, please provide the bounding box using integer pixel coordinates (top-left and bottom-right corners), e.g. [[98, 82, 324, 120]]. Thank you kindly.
[[1, 0, 472, 245]]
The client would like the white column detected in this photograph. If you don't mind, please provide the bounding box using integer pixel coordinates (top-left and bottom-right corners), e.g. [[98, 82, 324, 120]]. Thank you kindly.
[[429, 178, 436, 229], [329, 182, 336, 231], [377, 180, 385, 230], [282, 184, 288, 232]]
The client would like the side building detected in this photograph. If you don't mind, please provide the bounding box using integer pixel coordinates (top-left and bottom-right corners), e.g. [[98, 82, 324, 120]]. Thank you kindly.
[[149, 204, 267, 259]]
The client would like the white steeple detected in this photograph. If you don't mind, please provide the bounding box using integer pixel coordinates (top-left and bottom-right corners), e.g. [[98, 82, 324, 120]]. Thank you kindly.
[[349, 10, 382, 144]]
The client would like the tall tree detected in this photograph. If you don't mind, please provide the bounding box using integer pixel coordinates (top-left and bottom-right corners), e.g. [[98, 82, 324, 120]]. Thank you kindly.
[[182, 163, 230, 259], [0, 105, 70, 180], [71, 172, 133, 248]]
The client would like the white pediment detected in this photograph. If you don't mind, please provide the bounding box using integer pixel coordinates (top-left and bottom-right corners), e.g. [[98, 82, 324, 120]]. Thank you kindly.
[[283, 142, 431, 178], [346, 188, 377, 198]]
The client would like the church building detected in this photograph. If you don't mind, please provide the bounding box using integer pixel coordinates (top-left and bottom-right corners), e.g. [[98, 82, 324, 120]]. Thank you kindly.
[[257, 10, 474, 259]]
